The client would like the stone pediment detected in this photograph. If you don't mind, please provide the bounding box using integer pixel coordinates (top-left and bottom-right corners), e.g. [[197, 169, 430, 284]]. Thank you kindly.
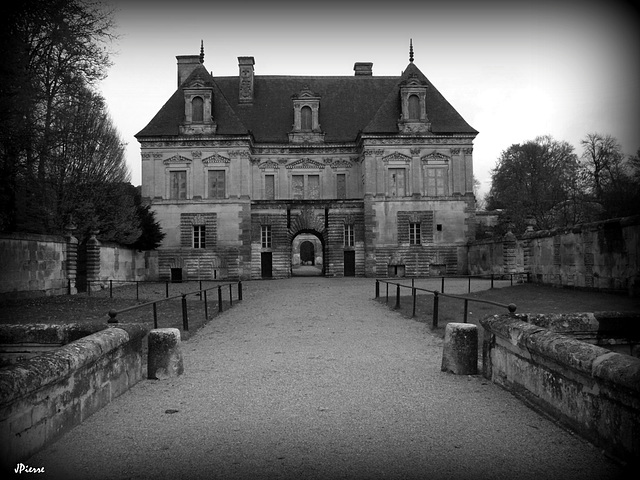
[[202, 153, 230, 165], [259, 160, 280, 170], [285, 158, 326, 170], [330, 159, 354, 169], [421, 152, 450, 164], [382, 152, 412, 164], [163, 155, 191, 165]]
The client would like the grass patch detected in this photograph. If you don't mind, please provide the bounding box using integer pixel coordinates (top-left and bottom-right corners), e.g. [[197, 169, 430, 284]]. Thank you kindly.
[[377, 282, 640, 345]]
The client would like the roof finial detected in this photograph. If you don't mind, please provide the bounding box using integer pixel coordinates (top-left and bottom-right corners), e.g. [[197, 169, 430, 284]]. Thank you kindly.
[[199, 40, 205, 64], [409, 39, 414, 63]]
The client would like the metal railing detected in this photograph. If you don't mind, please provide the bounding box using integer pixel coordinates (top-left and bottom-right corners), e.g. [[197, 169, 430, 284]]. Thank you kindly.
[[106, 281, 242, 332], [375, 276, 517, 328]]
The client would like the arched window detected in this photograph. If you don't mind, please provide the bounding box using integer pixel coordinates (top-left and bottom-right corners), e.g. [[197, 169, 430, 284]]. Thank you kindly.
[[192, 96, 204, 122], [301, 106, 312, 131], [408, 94, 420, 120]]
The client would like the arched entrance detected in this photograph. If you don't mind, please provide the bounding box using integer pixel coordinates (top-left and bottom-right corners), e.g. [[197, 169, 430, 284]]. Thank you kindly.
[[291, 232, 323, 276]]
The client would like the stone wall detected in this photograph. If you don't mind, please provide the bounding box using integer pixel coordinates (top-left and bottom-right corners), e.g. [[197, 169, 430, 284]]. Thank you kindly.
[[0, 232, 159, 299], [481, 313, 640, 463], [0, 233, 75, 299], [467, 215, 640, 295], [0, 323, 149, 468]]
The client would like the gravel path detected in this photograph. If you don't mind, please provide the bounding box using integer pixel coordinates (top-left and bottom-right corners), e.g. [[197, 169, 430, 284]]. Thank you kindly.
[[26, 278, 628, 479]]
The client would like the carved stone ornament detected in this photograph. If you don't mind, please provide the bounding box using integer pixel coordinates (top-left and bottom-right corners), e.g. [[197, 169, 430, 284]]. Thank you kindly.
[[163, 155, 192, 165], [202, 153, 230, 165], [421, 152, 450, 164], [382, 152, 412, 164], [330, 159, 353, 169], [285, 157, 326, 170], [259, 160, 280, 170]]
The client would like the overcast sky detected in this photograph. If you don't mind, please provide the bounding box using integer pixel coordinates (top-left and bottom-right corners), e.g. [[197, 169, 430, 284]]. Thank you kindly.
[[100, 0, 640, 198]]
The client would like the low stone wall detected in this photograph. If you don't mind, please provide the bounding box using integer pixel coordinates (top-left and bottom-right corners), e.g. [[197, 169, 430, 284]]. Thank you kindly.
[[0, 324, 106, 367], [0, 323, 150, 468], [481, 313, 640, 463], [98, 242, 158, 283]]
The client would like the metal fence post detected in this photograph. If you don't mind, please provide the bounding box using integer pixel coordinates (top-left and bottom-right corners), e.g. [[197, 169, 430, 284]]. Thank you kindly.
[[136, 281, 139, 300], [468, 276, 471, 293], [463, 299, 469, 323], [412, 287, 416, 317], [229, 283, 233, 307], [88, 280, 91, 296], [432, 291, 439, 329], [109, 280, 113, 298], [181, 294, 189, 331], [238, 281, 243, 301], [395, 283, 401, 309], [199, 280, 203, 300], [153, 302, 158, 329], [204, 290, 208, 320], [218, 285, 223, 313], [375, 280, 379, 298], [165, 281, 169, 298], [441, 276, 445, 293], [491, 273, 495, 289], [386, 282, 389, 303]]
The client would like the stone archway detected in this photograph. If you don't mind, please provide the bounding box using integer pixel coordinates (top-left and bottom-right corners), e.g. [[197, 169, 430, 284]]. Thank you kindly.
[[291, 231, 324, 276]]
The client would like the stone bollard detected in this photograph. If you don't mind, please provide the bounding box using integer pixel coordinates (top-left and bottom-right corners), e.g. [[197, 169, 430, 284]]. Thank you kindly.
[[148, 328, 184, 380], [441, 323, 478, 375]]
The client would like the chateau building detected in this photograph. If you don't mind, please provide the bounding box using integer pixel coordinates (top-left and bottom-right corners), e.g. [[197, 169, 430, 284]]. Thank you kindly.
[[136, 43, 478, 280]]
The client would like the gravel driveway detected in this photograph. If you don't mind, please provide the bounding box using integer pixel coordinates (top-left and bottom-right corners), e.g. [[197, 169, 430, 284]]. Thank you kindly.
[[25, 277, 628, 480]]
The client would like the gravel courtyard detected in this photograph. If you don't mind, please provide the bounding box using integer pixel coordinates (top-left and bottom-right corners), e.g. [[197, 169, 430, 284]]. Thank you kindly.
[[25, 277, 630, 480]]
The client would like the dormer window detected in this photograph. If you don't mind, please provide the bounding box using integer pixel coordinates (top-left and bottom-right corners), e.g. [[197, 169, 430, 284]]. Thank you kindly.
[[398, 74, 431, 134], [289, 85, 324, 143], [301, 106, 313, 131], [192, 96, 204, 122], [180, 77, 216, 135]]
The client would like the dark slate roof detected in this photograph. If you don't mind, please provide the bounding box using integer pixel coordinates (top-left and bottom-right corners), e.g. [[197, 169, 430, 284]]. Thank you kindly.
[[136, 61, 477, 142]]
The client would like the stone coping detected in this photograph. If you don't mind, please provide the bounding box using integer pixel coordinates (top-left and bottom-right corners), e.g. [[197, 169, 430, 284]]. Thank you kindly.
[[480, 314, 640, 394], [0, 323, 150, 407], [0, 323, 106, 346]]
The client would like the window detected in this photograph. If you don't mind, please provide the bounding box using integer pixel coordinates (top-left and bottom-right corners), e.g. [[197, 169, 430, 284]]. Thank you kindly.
[[336, 174, 346, 199], [409, 222, 421, 245], [208, 170, 225, 199], [301, 106, 313, 131], [193, 225, 206, 249], [408, 94, 420, 120], [292, 174, 320, 199], [344, 224, 354, 247], [261, 225, 272, 248], [192, 96, 204, 122], [265, 175, 275, 200], [389, 168, 406, 197], [425, 168, 448, 196], [307, 175, 319, 199], [170, 171, 187, 199]]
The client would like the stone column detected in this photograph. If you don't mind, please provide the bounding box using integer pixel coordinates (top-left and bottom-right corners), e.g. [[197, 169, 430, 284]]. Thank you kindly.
[[503, 227, 518, 274], [64, 221, 78, 295], [86, 230, 101, 291]]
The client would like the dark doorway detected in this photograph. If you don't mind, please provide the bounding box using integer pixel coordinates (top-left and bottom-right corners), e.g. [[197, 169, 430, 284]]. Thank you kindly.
[[171, 268, 183, 283], [300, 241, 315, 265], [344, 251, 355, 277], [261, 252, 273, 278]]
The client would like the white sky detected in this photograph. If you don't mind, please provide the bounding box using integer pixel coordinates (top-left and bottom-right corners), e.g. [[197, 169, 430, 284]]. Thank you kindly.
[[100, 0, 640, 198]]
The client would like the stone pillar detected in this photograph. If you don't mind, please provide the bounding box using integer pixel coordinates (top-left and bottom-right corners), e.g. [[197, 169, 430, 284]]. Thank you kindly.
[[148, 328, 184, 379], [503, 227, 517, 274], [64, 222, 78, 295], [441, 323, 478, 375], [86, 230, 101, 290]]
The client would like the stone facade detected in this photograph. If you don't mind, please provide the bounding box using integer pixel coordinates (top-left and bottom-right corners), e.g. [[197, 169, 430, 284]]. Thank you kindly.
[[137, 47, 478, 280]]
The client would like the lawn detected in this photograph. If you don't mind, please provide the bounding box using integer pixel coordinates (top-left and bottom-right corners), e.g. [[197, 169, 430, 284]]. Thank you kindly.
[[0, 281, 238, 337], [377, 282, 640, 342]]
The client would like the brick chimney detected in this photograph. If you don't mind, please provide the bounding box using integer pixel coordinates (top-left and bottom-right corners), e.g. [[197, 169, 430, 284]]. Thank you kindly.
[[354, 62, 373, 76], [176, 55, 201, 87], [238, 56, 255, 104]]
